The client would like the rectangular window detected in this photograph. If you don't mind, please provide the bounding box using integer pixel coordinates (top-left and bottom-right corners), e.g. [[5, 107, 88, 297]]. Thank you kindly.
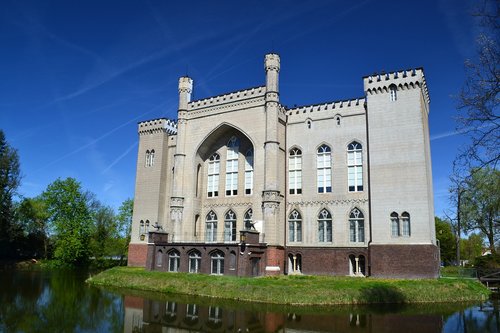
[[208, 157, 220, 197], [206, 223, 217, 242], [189, 258, 200, 273], [350, 221, 356, 242], [245, 152, 253, 195], [402, 219, 410, 236], [391, 219, 400, 237], [289, 152, 302, 194], [225, 159, 238, 196], [224, 221, 236, 242]]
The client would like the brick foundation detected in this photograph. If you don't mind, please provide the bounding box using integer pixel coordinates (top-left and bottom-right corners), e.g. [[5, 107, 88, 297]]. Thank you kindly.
[[127, 243, 148, 267], [369, 244, 439, 278]]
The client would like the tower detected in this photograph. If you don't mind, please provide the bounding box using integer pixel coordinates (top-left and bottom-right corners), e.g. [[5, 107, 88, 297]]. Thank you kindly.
[[364, 69, 439, 278]]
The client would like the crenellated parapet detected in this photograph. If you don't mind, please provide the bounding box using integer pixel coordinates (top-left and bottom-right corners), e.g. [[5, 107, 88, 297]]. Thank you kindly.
[[186, 86, 266, 117], [286, 97, 365, 122], [138, 118, 177, 136], [363, 68, 430, 104]]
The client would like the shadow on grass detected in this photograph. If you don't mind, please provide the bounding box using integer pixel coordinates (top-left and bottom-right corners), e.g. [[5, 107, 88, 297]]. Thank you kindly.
[[359, 285, 407, 304]]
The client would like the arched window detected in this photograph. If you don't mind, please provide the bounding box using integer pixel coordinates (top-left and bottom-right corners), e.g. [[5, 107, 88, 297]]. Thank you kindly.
[[224, 210, 237, 242], [347, 142, 363, 192], [139, 220, 145, 239], [150, 149, 155, 166], [186, 304, 199, 323], [245, 149, 254, 195], [390, 84, 397, 101], [401, 212, 411, 236], [289, 210, 302, 242], [229, 251, 237, 270], [168, 250, 180, 272], [289, 148, 302, 194], [244, 208, 253, 230], [318, 209, 332, 242], [207, 153, 220, 197], [390, 212, 400, 237], [349, 208, 365, 243], [317, 144, 332, 193], [205, 211, 217, 242], [188, 250, 201, 273], [156, 249, 163, 267], [211, 251, 224, 275], [145, 220, 150, 233], [288, 253, 302, 274], [145, 150, 150, 167], [226, 137, 239, 196], [196, 164, 201, 197]]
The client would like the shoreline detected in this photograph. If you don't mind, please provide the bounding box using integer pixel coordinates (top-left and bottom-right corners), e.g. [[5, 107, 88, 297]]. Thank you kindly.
[[86, 266, 490, 305]]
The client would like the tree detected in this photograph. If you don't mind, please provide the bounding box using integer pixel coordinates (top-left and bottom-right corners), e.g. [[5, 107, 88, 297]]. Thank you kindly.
[[115, 198, 133, 262], [435, 217, 457, 265], [461, 167, 499, 255], [90, 204, 116, 259], [42, 178, 93, 266], [0, 130, 22, 258], [460, 233, 484, 262], [457, 0, 499, 169], [16, 197, 50, 258]]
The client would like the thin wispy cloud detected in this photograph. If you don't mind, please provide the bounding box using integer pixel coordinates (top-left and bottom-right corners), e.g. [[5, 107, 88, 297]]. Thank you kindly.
[[430, 123, 495, 141], [102, 141, 138, 174]]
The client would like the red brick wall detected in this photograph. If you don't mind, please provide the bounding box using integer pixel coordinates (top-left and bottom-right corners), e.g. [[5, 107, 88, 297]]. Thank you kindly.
[[127, 243, 148, 267], [369, 244, 440, 278]]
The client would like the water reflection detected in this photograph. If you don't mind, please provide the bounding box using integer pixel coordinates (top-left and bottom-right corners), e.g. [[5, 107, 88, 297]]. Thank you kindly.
[[0, 269, 498, 333], [125, 295, 500, 333]]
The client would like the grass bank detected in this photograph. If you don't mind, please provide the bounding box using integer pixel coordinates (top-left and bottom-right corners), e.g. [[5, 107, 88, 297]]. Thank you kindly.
[[87, 267, 490, 305]]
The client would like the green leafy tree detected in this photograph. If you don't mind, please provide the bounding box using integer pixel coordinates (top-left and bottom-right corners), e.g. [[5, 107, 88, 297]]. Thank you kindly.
[[16, 197, 51, 258], [115, 198, 133, 262], [460, 233, 484, 262], [435, 217, 457, 265], [90, 204, 116, 259], [42, 178, 93, 266], [461, 167, 499, 255], [0, 130, 22, 258]]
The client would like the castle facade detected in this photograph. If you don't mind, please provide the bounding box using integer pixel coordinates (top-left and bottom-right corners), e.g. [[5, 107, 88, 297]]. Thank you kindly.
[[127, 54, 439, 278]]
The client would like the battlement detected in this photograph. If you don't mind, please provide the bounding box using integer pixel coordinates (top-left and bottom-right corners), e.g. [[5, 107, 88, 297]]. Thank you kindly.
[[188, 86, 266, 111], [363, 68, 430, 104], [286, 97, 365, 117], [138, 118, 177, 136]]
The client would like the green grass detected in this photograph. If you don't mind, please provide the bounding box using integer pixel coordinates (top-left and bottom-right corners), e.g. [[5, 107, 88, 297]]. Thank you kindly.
[[86, 267, 490, 305]]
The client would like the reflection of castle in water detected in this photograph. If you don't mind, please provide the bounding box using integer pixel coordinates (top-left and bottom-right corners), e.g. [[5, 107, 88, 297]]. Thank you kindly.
[[123, 295, 444, 333]]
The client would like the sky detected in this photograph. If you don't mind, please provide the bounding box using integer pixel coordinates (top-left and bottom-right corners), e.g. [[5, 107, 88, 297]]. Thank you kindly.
[[1, 0, 479, 216]]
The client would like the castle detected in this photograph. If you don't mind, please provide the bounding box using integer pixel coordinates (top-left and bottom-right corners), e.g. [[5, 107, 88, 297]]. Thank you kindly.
[[127, 53, 439, 278]]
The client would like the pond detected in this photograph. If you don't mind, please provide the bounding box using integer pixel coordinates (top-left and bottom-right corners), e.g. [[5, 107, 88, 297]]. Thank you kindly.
[[0, 268, 498, 333]]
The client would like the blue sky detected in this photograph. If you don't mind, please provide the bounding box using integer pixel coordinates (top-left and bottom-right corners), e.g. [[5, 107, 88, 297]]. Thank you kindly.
[[1, 0, 477, 216]]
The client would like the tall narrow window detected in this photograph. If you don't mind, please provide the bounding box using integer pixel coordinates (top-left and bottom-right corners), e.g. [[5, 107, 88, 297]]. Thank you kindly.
[[168, 250, 180, 272], [196, 164, 201, 197], [289, 148, 302, 194], [289, 210, 302, 242], [211, 251, 224, 275], [139, 220, 144, 239], [401, 212, 411, 237], [391, 212, 400, 237], [244, 209, 253, 230], [224, 210, 237, 242], [244, 149, 254, 195], [390, 85, 397, 101], [318, 209, 333, 242], [347, 142, 363, 192], [207, 153, 220, 197], [349, 208, 365, 243], [156, 249, 163, 267], [145, 150, 150, 167], [226, 137, 239, 196], [149, 149, 155, 166], [317, 145, 332, 193], [188, 250, 201, 273], [145, 220, 150, 233], [205, 211, 217, 242]]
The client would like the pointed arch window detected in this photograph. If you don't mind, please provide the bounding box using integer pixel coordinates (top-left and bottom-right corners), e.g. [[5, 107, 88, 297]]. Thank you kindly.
[[318, 209, 332, 242], [391, 212, 400, 237], [225, 137, 239, 196], [244, 209, 253, 230], [289, 210, 302, 242], [224, 210, 237, 242], [188, 250, 201, 273], [211, 251, 224, 275], [317, 145, 332, 193], [145, 149, 155, 167], [156, 249, 163, 267], [390, 85, 397, 101], [347, 142, 363, 192], [289, 148, 302, 195], [168, 250, 180, 272], [245, 149, 254, 195], [207, 153, 220, 197], [349, 208, 365, 243], [401, 212, 411, 237], [205, 211, 218, 242], [139, 220, 145, 239]]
